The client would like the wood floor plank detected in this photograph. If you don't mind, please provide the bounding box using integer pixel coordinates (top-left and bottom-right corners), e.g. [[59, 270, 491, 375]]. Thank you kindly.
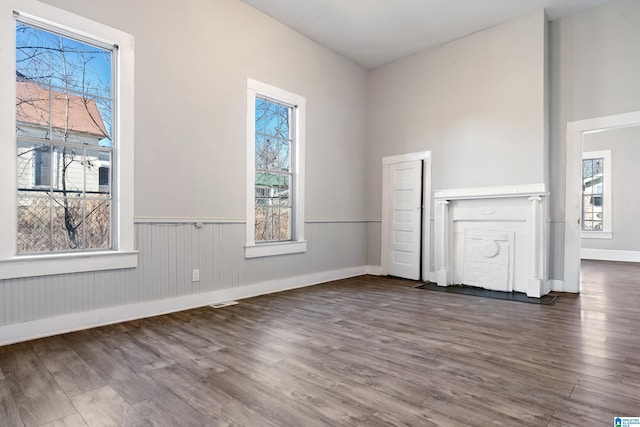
[[0, 379, 24, 427], [70, 385, 150, 427], [39, 413, 88, 427], [0, 349, 77, 426]]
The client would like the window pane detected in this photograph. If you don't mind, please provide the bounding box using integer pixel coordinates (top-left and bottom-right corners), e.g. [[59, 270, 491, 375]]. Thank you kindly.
[[17, 196, 52, 253], [582, 159, 593, 179], [255, 206, 291, 241], [85, 196, 111, 249], [16, 23, 112, 95], [17, 141, 52, 191], [97, 151, 111, 192], [86, 149, 111, 194], [278, 141, 290, 171], [255, 135, 266, 169], [593, 159, 602, 175], [16, 80, 52, 138], [51, 197, 83, 250], [264, 101, 279, 137], [52, 145, 81, 194], [255, 97, 267, 134]]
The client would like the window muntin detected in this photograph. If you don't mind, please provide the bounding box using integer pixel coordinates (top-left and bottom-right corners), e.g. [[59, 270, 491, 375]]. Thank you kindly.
[[15, 20, 114, 253], [254, 96, 294, 242]]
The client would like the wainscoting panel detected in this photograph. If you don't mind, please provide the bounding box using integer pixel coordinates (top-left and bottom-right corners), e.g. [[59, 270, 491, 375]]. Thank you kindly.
[[0, 221, 369, 328]]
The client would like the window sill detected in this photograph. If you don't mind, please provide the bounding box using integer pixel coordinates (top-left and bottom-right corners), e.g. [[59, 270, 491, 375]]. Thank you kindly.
[[0, 250, 139, 280], [581, 231, 613, 240], [245, 241, 307, 259]]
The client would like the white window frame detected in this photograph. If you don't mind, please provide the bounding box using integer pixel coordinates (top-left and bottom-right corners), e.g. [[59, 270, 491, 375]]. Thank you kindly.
[[0, 0, 137, 279], [245, 78, 306, 258], [581, 149, 612, 239]]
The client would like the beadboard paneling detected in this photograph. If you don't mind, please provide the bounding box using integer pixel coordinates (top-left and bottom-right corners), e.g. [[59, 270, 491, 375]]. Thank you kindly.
[[0, 221, 370, 327]]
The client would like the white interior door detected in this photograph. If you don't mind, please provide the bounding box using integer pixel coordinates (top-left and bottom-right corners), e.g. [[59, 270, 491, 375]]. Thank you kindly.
[[383, 160, 422, 280]]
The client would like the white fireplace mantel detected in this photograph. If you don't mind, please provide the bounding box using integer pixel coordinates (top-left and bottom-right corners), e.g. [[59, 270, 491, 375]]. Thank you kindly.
[[434, 184, 548, 298], [433, 183, 547, 201]]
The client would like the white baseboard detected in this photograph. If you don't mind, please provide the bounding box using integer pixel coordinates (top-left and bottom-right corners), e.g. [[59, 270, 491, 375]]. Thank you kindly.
[[581, 248, 640, 263], [547, 279, 565, 292], [366, 265, 382, 275], [0, 266, 368, 346]]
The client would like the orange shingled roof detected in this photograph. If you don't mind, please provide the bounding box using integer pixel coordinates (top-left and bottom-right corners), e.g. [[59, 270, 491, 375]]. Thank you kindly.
[[16, 79, 108, 138]]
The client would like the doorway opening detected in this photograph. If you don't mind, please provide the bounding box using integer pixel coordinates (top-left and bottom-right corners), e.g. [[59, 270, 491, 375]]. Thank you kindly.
[[564, 111, 640, 292]]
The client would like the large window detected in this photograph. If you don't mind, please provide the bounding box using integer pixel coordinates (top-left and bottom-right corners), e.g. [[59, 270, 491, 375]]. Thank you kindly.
[[582, 149, 612, 238], [0, 0, 136, 279], [16, 20, 114, 253], [246, 79, 306, 258], [254, 96, 294, 241]]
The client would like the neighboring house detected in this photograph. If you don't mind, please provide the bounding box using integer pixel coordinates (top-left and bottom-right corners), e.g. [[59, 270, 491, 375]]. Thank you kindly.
[[255, 173, 289, 205], [15, 76, 109, 195]]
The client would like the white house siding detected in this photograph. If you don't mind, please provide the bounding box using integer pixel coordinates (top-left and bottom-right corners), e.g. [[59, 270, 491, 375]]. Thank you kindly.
[[16, 147, 103, 193], [16, 123, 106, 194]]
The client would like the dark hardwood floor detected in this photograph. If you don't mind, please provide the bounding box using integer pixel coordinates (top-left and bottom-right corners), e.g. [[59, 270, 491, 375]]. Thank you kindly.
[[1, 260, 639, 426]]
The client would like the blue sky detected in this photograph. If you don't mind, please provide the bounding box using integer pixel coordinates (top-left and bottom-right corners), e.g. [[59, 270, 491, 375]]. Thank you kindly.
[[16, 21, 112, 97]]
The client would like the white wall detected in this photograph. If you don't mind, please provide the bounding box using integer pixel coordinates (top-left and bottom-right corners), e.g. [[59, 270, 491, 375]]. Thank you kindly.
[[33, 0, 369, 221], [581, 125, 640, 251], [366, 10, 548, 267], [549, 0, 640, 277], [0, 0, 371, 342]]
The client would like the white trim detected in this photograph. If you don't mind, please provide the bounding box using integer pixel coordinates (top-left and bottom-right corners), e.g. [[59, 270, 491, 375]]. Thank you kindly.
[[581, 231, 613, 240], [134, 217, 246, 224], [0, 251, 138, 280], [0, 0, 136, 279], [434, 183, 546, 200], [581, 248, 640, 262], [0, 265, 368, 346], [245, 241, 307, 258], [245, 78, 306, 257], [366, 265, 382, 275], [380, 151, 432, 281], [305, 219, 378, 223], [382, 151, 431, 165], [134, 218, 380, 225], [547, 279, 564, 292], [564, 110, 640, 293]]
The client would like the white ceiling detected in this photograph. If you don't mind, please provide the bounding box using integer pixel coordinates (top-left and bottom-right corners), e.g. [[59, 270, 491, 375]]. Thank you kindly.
[[240, 0, 612, 68]]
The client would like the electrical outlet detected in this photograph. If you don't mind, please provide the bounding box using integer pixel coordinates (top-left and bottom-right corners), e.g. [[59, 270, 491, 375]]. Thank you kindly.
[[192, 269, 200, 282]]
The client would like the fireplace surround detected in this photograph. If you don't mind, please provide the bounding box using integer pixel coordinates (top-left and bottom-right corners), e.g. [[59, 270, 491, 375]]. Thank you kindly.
[[433, 184, 548, 298]]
